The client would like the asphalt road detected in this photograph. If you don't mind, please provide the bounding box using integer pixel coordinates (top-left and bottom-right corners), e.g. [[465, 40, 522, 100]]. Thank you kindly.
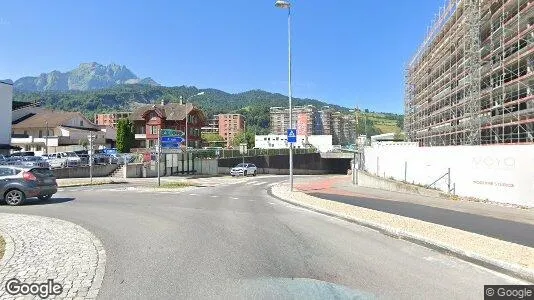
[[311, 192, 534, 248], [0, 176, 526, 299]]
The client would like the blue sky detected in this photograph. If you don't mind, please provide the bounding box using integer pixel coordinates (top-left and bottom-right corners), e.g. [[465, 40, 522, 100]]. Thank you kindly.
[[1, 0, 443, 113]]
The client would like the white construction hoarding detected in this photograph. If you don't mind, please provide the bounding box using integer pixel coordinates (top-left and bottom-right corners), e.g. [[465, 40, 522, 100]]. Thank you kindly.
[[363, 143, 534, 207]]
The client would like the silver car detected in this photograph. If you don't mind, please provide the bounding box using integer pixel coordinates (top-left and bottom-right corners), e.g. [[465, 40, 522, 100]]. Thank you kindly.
[[0, 166, 58, 206]]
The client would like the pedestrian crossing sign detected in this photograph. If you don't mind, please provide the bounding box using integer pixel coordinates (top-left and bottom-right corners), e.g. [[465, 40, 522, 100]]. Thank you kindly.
[[287, 129, 297, 143]]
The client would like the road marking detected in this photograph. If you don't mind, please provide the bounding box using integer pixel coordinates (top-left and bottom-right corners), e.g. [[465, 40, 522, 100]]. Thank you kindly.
[[268, 202, 275, 205], [253, 181, 267, 185], [248, 200, 254, 202], [246, 181, 257, 185], [188, 193, 198, 196], [231, 197, 239, 200], [210, 195, 219, 198]]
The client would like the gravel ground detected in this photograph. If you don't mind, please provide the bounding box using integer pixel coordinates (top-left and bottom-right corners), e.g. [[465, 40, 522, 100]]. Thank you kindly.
[[271, 183, 534, 282]]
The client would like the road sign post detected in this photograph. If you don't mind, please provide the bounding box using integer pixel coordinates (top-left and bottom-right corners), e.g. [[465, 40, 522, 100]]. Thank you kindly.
[[287, 129, 296, 190], [287, 129, 297, 143]]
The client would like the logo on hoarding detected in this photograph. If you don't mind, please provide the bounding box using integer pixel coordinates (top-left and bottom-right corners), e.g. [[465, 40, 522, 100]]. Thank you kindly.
[[472, 156, 515, 170]]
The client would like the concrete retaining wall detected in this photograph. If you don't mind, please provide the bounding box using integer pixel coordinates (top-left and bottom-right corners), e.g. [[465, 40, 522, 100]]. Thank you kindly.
[[357, 171, 446, 198], [218, 153, 350, 174], [52, 165, 118, 179], [217, 167, 328, 176]]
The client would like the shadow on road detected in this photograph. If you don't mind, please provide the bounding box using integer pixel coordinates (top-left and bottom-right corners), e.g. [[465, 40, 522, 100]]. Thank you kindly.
[[23, 197, 76, 206]]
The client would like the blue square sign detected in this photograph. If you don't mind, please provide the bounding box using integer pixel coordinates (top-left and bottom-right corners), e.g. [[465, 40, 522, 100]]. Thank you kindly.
[[287, 129, 297, 143]]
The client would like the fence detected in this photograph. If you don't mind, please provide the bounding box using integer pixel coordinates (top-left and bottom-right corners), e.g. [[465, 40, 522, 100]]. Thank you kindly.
[[362, 143, 534, 206]]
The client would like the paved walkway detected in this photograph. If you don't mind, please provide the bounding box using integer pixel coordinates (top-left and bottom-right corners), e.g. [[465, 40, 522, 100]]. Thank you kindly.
[[295, 175, 534, 247], [0, 213, 106, 299]]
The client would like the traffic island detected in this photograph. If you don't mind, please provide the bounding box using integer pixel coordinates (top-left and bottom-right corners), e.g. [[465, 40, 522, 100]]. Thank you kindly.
[[270, 183, 534, 282]]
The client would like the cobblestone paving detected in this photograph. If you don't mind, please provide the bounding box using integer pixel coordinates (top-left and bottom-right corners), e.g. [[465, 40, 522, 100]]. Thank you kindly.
[[0, 214, 106, 299]]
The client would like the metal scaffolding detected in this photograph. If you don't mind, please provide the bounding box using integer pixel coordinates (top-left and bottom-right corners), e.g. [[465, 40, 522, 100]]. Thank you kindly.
[[405, 0, 534, 146]]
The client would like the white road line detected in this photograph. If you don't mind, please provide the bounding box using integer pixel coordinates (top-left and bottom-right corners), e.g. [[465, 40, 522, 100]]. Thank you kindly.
[[210, 195, 219, 198], [268, 202, 275, 205], [253, 181, 267, 185], [188, 193, 198, 196], [231, 197, 239, 200]]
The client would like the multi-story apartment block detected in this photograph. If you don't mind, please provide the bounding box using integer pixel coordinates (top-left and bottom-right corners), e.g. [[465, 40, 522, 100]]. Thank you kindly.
[[0, 81, 13, 155], [94, 112, 132, 128], [269, 105, 356, 145], [201, 116, 220, 134], [269, 105, 318, 136], [218, 114, 245, 147]]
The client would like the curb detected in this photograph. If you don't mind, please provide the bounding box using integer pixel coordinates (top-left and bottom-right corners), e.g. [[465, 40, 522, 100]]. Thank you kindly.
[[268, 186, 534, 283], [58, 181, 129, 188], [0, 227, 15, 271]]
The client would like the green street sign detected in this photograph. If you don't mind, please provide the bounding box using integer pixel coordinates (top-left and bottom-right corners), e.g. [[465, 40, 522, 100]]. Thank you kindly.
[[161, 129, 184, 137]]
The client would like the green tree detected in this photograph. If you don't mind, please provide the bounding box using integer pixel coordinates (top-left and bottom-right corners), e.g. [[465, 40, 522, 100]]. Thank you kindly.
[[232, 130, 255, 148], [78, 138, 89, 150], [202, 133, 226, 147], [116, 118, 135, 153]]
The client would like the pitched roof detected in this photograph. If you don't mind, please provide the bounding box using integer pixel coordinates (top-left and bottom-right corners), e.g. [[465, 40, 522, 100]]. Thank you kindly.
[[12, 109, 93, 129], [131, 103, 197, 121]]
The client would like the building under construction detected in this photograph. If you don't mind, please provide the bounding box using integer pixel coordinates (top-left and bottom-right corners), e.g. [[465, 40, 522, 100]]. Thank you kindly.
[[405, 0, 534, 146]]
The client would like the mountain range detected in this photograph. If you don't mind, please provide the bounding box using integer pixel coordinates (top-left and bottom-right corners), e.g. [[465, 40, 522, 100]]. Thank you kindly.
[[10, 62, 403, 135], [12, 62, 159, 92]]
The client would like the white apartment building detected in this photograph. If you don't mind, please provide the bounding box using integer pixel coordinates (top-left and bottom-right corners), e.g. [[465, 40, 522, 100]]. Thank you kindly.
[[0, 81, 13, 154], [255, 134, 333, 152]]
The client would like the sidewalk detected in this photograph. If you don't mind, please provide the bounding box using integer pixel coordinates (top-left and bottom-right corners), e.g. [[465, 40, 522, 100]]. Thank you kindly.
[[295, 175, 534, 247]]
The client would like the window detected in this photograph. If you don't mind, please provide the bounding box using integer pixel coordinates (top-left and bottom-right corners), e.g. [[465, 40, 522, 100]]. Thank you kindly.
[[148, 140, 156, 147], [0, 167, 15, 177], [38, 130, 43, 138], [150, 126, 158, 135], [35, 145, 42, 151], [23, 130, 28, 136], [80, 120, 84, 127]]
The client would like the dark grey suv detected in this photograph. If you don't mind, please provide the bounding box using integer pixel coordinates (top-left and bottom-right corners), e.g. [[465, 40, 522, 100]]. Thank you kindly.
[[0, 166, 58, 206]]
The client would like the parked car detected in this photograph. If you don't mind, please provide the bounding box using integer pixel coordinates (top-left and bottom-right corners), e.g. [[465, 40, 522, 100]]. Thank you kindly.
[[44, 153, 69, 168], [10, 151, 35, 157], [230, 163, 257, 177], [19, 156, 51, 169], [0, 166, 57, 206]]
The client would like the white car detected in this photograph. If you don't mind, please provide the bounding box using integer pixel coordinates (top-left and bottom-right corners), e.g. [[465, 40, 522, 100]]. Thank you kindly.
[[43, 154, 69, 168], [230, 163, 257, 177]]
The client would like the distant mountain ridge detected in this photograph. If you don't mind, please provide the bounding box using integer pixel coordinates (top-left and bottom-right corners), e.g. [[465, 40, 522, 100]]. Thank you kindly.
[[13, 62, 159, 91]]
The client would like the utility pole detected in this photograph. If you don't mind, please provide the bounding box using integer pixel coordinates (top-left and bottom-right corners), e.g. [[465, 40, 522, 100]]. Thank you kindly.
[[184, 96, 189, 174], [88, 133, 93, 185], [157, 128, 161, 186], [45, 121, 49, 155]]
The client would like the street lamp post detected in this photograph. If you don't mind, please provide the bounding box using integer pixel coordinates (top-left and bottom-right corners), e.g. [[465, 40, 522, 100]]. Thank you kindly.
[[275, 0, 293, 191], [183, 92, 205, 174]]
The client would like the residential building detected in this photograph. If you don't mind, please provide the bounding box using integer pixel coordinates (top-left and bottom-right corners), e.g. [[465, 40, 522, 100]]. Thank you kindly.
[[254, 134, 332, 152], [94, 112, 132, 128], [218, 114, 245, 147], [201, 115, 219, 134], [130, 103, 206, 150], [11, 109, 107, 155], [269, 105, 318, 136], [0, 81, 13, 155], [405, 0, 534, 146], [370, 133, 397, 145], [318, 106, 334, 135]]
